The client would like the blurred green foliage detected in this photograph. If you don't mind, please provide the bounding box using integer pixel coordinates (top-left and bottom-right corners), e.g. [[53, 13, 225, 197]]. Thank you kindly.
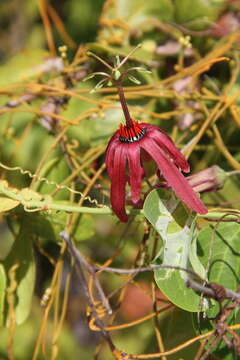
[[0, 0, 240, 359]]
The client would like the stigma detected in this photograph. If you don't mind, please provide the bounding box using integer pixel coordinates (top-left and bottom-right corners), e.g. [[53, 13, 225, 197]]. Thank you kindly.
[[119, 120, 145, 143]]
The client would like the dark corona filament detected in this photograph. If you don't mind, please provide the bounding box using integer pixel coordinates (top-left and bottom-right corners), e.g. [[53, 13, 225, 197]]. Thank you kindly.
[[119, 120, 145, 143]]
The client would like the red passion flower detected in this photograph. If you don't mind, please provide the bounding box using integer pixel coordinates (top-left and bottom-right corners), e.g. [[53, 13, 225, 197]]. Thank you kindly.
[[106, 118, 208, 222]]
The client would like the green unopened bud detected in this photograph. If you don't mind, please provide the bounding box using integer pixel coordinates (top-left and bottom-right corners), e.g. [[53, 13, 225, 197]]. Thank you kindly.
[[113, 69, 121, 81], [90, 81, 105, 93], [133, 67, 152, 74], [187, 165, 228, 193], [115, 55, 121, 67], [128, 75, 141, 85], [83, 73, 96, 82]]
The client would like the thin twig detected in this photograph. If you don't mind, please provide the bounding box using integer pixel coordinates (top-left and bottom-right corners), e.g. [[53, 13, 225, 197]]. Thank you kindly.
[[61, 235, 240, 302], [60, 231, 116, 353], [60, 231, 112, 315]]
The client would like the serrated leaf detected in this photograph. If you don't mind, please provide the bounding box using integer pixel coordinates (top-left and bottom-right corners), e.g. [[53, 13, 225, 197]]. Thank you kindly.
[[0, 197, 20, 212], [144, 189, 203, 312], [3, 223, 36, 325]]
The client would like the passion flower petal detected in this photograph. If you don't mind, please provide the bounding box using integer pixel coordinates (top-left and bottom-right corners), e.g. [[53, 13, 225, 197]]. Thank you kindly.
[[127, 143, 144, 204], [106, 136, 119, 178], [144, 124, 190, 172], [105, 119, 207, 222], [140, 138, 208, 214], [110, 145, 128, 222]]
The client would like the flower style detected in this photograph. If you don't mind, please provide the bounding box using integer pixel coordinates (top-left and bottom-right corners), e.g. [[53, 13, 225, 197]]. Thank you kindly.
[[105, 90, 207, 222]]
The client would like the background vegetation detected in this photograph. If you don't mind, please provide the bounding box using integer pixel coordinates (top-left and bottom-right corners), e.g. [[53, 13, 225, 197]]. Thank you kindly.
[[0, 0, 240, 359]]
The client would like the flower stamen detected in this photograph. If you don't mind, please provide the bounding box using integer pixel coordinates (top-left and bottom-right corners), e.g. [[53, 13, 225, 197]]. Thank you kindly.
[[119, 121, 146, 143]]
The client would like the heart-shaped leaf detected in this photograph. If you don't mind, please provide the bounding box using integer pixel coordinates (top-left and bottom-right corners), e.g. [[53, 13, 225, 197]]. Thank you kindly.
[[144, 189, 205, 312]]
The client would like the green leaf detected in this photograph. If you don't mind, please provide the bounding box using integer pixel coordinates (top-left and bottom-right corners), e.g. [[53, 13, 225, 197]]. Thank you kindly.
[[0, 265, 6, 326], [37, 157, 71, 200], [1, 115, 53, 187], [3, 223, 36, 325], [32, 157, 61, 191], [0, 197, 20, 212], [204, 176, 240, 211], [97, 0, 174, 49], [143, 189, 203, 312], [101, 0, 174, 27], [192, 305, 240, 359], [63, 82, 103, 147], [159, 308, 199, 359], [175, 0, 224, 28], [189, 224, 206, 279], [72, 214, 95, 241], [22, 214, 56, 243], [0, 49, 49, 87], [197, 222, 240, 317], [47, 211, 95, 242], [67, 98, 124, 147]]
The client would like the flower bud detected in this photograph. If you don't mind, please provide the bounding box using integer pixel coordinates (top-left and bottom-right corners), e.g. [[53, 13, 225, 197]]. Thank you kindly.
[[187, 165, 228, 193]]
